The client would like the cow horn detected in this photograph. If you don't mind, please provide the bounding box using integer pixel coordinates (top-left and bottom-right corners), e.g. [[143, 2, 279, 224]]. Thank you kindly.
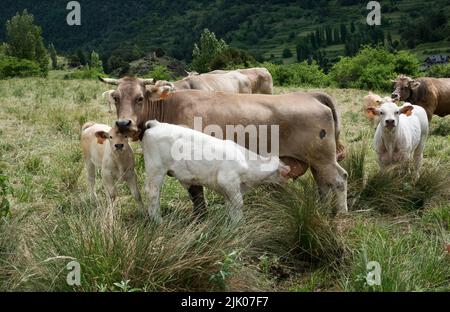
[[99, 77, 119, 85], [142, 78, 155, 85]]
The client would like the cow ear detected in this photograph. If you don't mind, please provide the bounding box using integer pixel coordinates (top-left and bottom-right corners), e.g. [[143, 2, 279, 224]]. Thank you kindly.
[[400, 105, 414, 116], [157, 85, 173, 99], [409, 80, 421, 90], [95, 131, 109, 144], [366, 106, 379, 119]]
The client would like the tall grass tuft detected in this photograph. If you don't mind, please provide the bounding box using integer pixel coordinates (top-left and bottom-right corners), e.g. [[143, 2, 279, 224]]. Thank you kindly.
[[6, 199, 262, 291], [356, 161, 450, 213], [244, 178, 347, 267], [341, 221, 450, 291]]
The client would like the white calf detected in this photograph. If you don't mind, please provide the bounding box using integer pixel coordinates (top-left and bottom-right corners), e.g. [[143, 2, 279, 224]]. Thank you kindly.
[[141, 120, 291, 223], [366, 101, 428, 171], [81, 122, 143, 208]]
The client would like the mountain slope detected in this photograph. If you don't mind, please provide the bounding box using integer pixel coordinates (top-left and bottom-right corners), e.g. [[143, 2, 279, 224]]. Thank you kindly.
[[0, 0, 449, 62]]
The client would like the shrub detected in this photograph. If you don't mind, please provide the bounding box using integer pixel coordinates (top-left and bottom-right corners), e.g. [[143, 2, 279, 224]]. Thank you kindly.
[[148, 65, 172, 81], [263, 61, 329, 87], [210, 47, 256, 71], [0, 56, 41, 79], [329, 46, 419, 90], [426, 63, 450, 78], [63, 67, 105, 80]]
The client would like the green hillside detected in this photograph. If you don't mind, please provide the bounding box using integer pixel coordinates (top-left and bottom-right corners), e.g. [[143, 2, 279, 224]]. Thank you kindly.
[[0, 0, 449, 67]]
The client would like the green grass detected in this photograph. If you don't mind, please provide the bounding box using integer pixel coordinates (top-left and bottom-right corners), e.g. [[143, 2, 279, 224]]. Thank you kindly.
[[0, 75, 449, 291]]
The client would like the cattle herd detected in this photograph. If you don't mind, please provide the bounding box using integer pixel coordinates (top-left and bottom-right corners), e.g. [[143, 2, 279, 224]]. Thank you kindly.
[[80, 68, 450, 222]]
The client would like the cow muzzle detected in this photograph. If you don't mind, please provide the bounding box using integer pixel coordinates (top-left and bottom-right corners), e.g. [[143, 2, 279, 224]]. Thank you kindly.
[[385, 119, 396, 130], [116, 119, 132, 130], [391, 93, 400, 101]]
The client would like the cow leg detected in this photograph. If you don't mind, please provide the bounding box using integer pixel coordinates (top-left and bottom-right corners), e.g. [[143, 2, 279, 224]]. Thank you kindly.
[[145, 173, 165, 223], [85, 160, 97, 202], [311, 162, 348, 215], [413, 142, 425, 176], [225, 189, 244, 223], [102, 171, 118, 206], [188, 185, 207, 218], [125, 171, 144, 210]]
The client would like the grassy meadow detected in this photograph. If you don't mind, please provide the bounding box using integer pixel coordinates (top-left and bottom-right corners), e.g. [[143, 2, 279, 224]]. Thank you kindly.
[[0, 75, 449, 291]]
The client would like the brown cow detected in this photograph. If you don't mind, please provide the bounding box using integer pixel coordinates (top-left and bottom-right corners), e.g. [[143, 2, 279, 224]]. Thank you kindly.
[[99, 77, 348, 215], [391, 75, 450, 121]]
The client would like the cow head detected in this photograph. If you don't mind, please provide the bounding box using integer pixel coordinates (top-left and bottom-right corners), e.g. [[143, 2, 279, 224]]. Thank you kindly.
[[391, 76, 421, 101], [366, 101, 414, 132], [95, 125, 130, 152], [99, 77, 174, 139]]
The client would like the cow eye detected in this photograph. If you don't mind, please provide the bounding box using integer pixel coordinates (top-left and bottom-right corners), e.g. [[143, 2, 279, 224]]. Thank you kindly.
[[379, 111, 384, 115], [395, 111, 399, 115], [110, 136, 113, 139], [137, 96, 144, 102]]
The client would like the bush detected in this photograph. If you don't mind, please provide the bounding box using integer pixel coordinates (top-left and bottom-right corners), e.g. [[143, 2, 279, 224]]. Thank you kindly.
[[263, 61, 330, 87], [210, 47, 256, 71], [426, 63, 450, 78], [148, 65, 172, 81], [63, 67, 105, 80], [0, 56, 41, 79], [329, 46, 419, 90]]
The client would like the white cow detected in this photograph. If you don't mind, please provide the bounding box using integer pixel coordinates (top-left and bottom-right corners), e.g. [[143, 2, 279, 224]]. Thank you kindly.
[[81, 122, 143, 208], [141, 120, 291, 223], [366, 101, 429, 171]]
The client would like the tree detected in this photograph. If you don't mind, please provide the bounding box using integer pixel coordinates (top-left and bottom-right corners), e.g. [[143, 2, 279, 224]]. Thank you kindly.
[[89, 50, 103, 71], [5, 9, 48, 75], [77, 49, 87, 66], [191, 29, 228, 73], [48, 43, 57, 69], [282, 48, 293, 58]]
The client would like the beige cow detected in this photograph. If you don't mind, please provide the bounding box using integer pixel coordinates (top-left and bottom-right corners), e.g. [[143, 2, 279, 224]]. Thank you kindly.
[[81, 122, 143, 208], [99, 77, 348, 215]]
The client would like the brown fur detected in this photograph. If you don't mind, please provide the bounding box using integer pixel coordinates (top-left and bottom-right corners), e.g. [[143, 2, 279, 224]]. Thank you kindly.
[[392, 75, 450, 121]]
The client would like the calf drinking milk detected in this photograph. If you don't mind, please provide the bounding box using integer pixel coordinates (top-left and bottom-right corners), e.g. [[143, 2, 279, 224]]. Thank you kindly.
[[141, 120, 291, 223], [366, 100, 428, 171], [81, 122, 143, 208]]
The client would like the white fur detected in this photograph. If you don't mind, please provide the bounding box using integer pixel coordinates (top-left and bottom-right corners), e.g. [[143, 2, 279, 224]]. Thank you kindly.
[[141, 120, 290, 223]]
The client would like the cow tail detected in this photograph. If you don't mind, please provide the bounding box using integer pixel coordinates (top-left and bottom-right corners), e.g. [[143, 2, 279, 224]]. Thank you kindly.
[[312, 92, 346, 161], [82, 122, 96, 131]]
